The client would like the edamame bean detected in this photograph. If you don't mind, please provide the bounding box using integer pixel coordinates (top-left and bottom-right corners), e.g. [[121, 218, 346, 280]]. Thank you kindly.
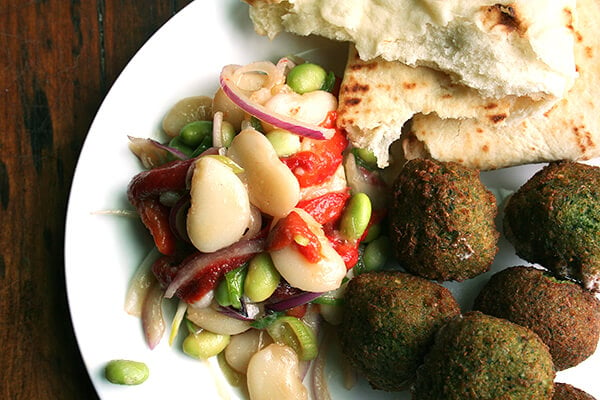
[[340, 193, 372, 240], [265, 129, 301, 157], [363, 235, 391, 272], [168, 136, 194, 157], [104, 359, 149, 385], [286, 63, 327, 94], [179, 120, 213, 147], [362, 222, 382, 243], [183, 330, 230, 360], [245, 253, 280, 302], [220, 120, 236, 147]]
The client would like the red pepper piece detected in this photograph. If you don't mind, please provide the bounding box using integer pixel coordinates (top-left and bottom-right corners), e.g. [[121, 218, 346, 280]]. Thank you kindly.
[[322, 224, 360, 270], [297, 190, 350, 225], [282, 113, 348, 188], [136, 198, 177, 255], [267, 211, 322, 263], [152, 252, 255, 304], [127, 158, 195, 255], [285, 303, 308, 319], [127, 157, 194, 201]]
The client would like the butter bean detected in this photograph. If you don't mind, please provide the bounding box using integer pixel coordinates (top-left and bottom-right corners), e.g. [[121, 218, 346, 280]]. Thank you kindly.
[[228, 128, 300, 218], [246, 344, 308, 400], [186, 304, 251, 335], [269, 209, 346, 292], [187, 156, 251, 253]]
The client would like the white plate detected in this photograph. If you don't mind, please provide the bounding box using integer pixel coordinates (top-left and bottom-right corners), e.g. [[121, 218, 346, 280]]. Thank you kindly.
[[65, 1, 600, 399]]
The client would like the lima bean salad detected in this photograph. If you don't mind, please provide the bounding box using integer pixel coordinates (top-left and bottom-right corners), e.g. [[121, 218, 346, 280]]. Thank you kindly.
[[123, 57, 391, 399]]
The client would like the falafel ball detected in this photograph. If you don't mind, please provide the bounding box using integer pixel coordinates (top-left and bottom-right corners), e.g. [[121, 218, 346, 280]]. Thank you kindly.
[[412, 311, 555, 400], [503, 160, 600, 292], [389, 158, 499, 281], [339, 271, 460, 391], [473, 266, 600, 370], [553, 383, 597, 400]]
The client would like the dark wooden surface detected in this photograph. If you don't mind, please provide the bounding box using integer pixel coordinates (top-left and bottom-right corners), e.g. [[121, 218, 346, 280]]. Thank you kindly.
[[0, 1, 193, 398]]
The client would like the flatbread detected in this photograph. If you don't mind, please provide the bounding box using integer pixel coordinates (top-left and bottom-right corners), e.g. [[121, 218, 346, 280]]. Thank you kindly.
[[337, 45, 557, 168], [402, 0, 599, 171], [246, 0, 577, 99]]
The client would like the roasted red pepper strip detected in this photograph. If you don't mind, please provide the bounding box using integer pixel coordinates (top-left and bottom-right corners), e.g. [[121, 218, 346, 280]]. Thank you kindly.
[[296, 190, 350, 225], [127, 157, 194, 201], [152, 252, 255, 304], [325, 228, 360, 270], [285, 303, 308, 319], [137, 198, 177, 255], [127, 158, 195, 255], [267, 211, 322, 263], [282, 112, 348, 188]]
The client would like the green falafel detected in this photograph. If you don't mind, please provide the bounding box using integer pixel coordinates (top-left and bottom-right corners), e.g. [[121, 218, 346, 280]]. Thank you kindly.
[[553, 383, 597, 400], [473, 266, 600, 370], [503, 160, 600, 292], [339, 271, 460, 391], [390, 158, 499, 281], [412, 311, 555, 400]]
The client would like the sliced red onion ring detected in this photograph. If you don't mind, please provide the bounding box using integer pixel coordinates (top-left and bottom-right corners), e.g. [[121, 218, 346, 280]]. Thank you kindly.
[[220, 64, 335, 140], [128, 135, 189, 162], [266, 290, 324, 312], [142, 279, 166, 350], [312, 328, 333, 400], [124, 248, 161, 317], [163, 237, 266, 299], [168, 194, 191, 243]]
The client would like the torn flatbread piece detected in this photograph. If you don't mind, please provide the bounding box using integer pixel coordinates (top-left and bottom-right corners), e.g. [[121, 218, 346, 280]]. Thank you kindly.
[[246, 0, 577, 100], [402, 0, 599, 171], [337, 45, 557, 168]]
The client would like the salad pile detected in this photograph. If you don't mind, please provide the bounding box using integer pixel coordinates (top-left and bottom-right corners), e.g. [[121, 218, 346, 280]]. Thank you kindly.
[[124, 57, 390, 398]]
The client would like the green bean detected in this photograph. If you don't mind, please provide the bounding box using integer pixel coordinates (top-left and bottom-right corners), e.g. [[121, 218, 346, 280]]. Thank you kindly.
[[363, 235, 392, 272], [104, 359, 149, 385], [179, 120, 213, 147], [340, 192, 372, 240], [183, 331, 230, 360], [265, 129, 301, 157], [245, 252, 280, 302], [286, 63, 327, 94]]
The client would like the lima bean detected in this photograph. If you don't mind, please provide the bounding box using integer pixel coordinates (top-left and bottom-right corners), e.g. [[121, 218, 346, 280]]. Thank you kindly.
[[104, 359, 149, 385]]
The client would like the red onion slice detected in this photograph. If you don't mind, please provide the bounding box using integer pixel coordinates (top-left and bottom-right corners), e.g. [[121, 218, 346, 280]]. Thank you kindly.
[[266, 290, 324, 312], [164, 237, 266, 299], [142, 279, 166, 349], [168, 194, 191, 243], [220, 64, 335, 140], [124, 248, 161, 317]]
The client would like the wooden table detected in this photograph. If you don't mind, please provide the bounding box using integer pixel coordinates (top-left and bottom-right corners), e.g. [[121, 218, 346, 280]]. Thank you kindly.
[[1, 1, 193, 398]]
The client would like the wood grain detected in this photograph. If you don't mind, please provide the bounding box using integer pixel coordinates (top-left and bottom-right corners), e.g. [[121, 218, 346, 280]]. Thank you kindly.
[[0, 1, 192, 398]]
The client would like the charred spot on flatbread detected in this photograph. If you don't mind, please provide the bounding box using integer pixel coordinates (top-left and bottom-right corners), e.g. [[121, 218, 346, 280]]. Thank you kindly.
[[479, 4, 524, 35]]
